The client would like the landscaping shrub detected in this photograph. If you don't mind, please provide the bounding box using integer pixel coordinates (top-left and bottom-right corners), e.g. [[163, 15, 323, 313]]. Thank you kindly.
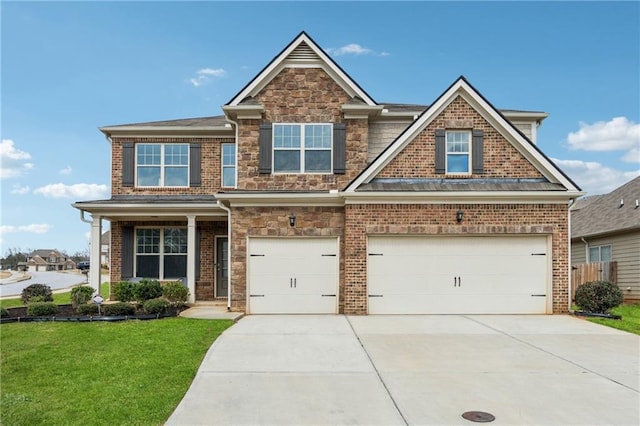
[[27, 302, 59, 317], [163, 281, 189, 305], [575, 280, 624, 314], [102, 302, 135, 316], [71, 286, 95, 308], [113, 281, 136, 302], [0, 307, 9, 318], [134, 279, 163, 302], [21, 283, 53, 304], [77, 303, 100, 316], [143, 298, 170, 314]]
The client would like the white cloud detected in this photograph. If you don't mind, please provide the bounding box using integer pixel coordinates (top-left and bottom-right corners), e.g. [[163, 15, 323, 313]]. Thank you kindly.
[[10, 184, 30, 194], [33, 183, 109, 199], [59, 165, 72, 175], [0, 223, 52, 235], [326, 43, 389, 57], [552, 157, 640, 195], [0, 139, 34, 178], [189, 68, 227, 87], [567, 117, 640, 163]]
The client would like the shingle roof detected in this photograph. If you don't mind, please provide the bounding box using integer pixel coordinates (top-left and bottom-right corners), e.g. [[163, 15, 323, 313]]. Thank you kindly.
[[101, 116, 228, 129], [356, 178, 565, 192], [571, 176, 640, 238]]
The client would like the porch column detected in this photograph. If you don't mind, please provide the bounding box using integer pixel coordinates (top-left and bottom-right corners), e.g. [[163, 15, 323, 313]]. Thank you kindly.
[[186, 215, 196, 303], [90, 215, 102, 294]]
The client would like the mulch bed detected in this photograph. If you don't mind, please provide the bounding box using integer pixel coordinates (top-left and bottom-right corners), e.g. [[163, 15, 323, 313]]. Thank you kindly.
[[1, 304, 185, 323]]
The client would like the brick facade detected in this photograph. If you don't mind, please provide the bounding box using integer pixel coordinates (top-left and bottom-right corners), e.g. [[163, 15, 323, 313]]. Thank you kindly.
[[378, 96, 544, 179], [344, 203, 569, 314]]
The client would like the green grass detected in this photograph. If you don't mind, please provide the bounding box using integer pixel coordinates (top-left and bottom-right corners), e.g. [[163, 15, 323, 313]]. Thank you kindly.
[[1, 318, 233, 425], [1, 282, 110, 309], [586, 303, 640, 335]]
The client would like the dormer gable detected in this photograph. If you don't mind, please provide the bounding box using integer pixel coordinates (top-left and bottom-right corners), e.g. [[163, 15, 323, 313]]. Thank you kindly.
[[346, 76, 581, 194], [224, 32, 380, 121]]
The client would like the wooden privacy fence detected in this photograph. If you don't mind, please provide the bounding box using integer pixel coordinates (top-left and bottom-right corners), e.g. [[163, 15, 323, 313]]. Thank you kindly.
[[571, 261, 617, 300]]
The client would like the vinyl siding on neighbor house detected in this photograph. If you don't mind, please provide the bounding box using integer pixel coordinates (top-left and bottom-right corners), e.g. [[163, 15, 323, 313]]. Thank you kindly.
[[572, 231, 640, 301]]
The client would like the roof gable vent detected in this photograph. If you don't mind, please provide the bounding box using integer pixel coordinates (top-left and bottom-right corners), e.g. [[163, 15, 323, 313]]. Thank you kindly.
[[287, 42, 320, 61]]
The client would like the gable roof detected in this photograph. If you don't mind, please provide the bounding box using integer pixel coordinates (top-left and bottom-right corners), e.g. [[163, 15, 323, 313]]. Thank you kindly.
[[345, 76, 581, 195], [571, 176, 640, 239], [226, 31, 376, 107]]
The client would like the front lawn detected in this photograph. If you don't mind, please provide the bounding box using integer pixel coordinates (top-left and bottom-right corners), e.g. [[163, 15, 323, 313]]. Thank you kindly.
[[1, 318, 233, 425], [586, 303, 640, 335]]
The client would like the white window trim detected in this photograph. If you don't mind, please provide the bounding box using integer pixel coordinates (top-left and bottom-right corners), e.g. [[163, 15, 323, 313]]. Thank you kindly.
[[135, 227, 188, 280], [272, 123, 333, 174], [588, 244, 612, 263], [221, 143, 237, 188], [136, 143, 190, 188], [445, 130, 472, 175]]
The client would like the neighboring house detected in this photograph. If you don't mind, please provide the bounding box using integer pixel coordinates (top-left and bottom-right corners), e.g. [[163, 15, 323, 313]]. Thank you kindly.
[[571, 176, 640, 301], [26, 249, 76, 272], [74, 32, 582, 314], [101, 230, 111, 267]]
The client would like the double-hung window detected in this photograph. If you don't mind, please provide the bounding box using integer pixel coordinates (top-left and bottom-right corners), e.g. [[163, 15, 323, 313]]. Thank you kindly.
[[136, 144, 189, 187], [135, 228, 187, 279], [446, 131, 471, 174], [588, 245, 612, 263], [221, 143, 236, 187], [273, 123, 332, 173]]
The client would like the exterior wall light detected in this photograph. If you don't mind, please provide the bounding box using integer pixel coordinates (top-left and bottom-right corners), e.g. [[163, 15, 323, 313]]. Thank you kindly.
[[289, 212, 296, 227], [456, 209, 464, 223]]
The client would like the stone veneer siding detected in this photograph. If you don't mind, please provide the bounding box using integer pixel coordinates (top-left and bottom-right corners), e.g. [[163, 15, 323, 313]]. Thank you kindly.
[[229, 206, 345, 312], [378, 96, 544, 179], [110, 220, 227, 301], [111, 137, 234, 196], [344, 203, 569, 314], [235, 68, 369, 191]]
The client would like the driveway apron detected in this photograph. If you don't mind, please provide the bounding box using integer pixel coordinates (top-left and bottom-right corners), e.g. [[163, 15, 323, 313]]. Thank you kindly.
[[167, 315, 639, 425]]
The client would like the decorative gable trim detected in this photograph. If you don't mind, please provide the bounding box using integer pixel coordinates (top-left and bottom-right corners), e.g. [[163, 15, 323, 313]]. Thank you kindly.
[[345, 76, 582, 194], [226, 32, 376, 107]]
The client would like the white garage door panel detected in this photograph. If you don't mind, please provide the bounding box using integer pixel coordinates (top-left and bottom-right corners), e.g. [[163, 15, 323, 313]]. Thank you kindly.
[[248, 238, 338, 314], [368, 236, 549, 314]]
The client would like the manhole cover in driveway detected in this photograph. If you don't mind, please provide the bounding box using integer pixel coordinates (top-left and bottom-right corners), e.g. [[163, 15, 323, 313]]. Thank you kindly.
[[462, 411, 495, 423]]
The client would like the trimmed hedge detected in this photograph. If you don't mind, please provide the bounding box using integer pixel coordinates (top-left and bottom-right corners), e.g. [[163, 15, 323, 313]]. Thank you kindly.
[[21, 284, 53, 304], [102, 302, 135, 316], [163, 281, 189, 305], [77, 303, 100, 316], [143, 298, 170, 314], [71, 286, 95, 308], [0, 307, 9, 318], [575, 280, 624, 314], [27, 302, 59, 317], [113, 281, 136, 302], [134, 279, 163, 302]]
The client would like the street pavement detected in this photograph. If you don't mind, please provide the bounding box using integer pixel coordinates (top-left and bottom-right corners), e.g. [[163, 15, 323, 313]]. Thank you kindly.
[[166, 314, 639, 426], [0, 271, 89, 297]]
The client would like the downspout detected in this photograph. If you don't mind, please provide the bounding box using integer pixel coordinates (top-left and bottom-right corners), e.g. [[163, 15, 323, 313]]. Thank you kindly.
[[581, 238, 589, 263], [79, 210, 92, 224], [219, 116, 239, 311], [217, 200, 232, 310]]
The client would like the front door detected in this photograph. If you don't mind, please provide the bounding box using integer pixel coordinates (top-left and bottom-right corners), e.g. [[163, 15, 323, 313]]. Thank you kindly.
[[216, 237, 228, 298]]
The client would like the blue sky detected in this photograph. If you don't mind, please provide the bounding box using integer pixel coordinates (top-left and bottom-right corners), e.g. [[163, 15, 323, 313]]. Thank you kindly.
[[1, 1, 639, 255]]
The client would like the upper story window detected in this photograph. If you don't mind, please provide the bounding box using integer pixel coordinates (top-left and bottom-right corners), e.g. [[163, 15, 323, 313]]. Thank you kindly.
[[588, 245, 612, 263], [446, 131, 471, 174], [273, 124, 332, 173], [222, 143, 236, 187], [136, 144, 189, 187]]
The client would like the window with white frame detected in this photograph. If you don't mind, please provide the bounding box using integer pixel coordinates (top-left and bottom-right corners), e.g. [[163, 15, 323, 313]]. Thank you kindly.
[[446, 131, 471, 174], [135, 228, 187, 279], [221, 143, 236, 187], [273, 124, 332, 173], [136, 144, 189, 187], [588, 245, 612, 263]]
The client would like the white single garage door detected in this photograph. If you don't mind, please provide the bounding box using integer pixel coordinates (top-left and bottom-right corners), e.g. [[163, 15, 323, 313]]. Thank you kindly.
[[368, 236, 549, 314], [248, 237, 339, 314]]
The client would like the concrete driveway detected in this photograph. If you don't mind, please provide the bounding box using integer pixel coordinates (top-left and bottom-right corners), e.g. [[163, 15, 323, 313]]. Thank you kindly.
[[166, 315, 639, 425]]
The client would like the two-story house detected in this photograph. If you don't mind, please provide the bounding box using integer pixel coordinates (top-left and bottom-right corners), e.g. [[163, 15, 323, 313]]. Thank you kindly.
[[74, 32, 582, 314]]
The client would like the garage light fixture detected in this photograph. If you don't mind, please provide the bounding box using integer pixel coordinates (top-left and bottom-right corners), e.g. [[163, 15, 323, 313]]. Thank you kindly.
[[456, 209, 464, 223], [289, 212, 296, 227]]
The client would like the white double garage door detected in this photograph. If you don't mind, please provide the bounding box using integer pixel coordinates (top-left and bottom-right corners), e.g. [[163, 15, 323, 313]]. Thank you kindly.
[[248, 235, 550, 314]]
